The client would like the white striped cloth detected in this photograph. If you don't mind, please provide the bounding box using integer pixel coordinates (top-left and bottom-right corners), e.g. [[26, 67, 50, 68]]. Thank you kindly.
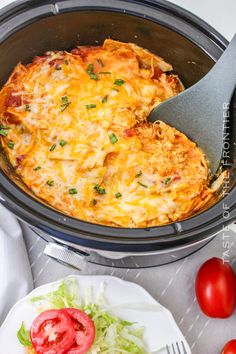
[[0, 205, 33, 324]]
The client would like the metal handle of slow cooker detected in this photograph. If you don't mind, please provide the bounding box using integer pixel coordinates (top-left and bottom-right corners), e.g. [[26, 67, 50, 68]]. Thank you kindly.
[[44, 242, 87, 271]]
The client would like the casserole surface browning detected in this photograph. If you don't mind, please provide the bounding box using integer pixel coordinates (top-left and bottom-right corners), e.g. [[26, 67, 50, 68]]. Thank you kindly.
[[0, 40, 214, 227]]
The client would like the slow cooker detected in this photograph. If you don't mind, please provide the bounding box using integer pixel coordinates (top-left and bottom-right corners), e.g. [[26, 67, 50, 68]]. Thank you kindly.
[[0, 0, 235, 269]]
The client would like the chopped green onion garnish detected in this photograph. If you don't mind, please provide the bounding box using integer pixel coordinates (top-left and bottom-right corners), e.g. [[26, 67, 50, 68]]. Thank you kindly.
[[0, 125, 10, 130], [115, 192, 122, 198], [163, 177, 172, 185], [90, 73, 99, 80], [114, 79, 125, 86], [25, 104, 31, 112], [61, 95, 70, 112], [61, 96, 68, 104], [59, 139, 66, 147], [135, 171, 142, 178], [92, 199, 97, 205], [64, 59, 69, 65], [94, 184, 106, 195], [8, 141, 14, 149], [34, 166, 41, 171], [99, 71, 111, 75], [0, 129, 8, 137], [109, 133, 118, 144], [86, 104, 96, 109], [97, 58, 105, 67], [49, 143, 56, 151], [69, 188, 78, 195], [87, 63, 94, 73], [47, 180, 54, 187], [138, 181, 148, 188], [101, 96, 108, 103], [87, 63, 99, 81]]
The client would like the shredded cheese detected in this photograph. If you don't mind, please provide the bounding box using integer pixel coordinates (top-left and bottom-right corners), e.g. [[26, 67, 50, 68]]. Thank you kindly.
[[0, 39, 214, 227]]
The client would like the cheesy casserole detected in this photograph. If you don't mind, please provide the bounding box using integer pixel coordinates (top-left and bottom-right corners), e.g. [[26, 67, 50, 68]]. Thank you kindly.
[[0, 39, 215, 227]]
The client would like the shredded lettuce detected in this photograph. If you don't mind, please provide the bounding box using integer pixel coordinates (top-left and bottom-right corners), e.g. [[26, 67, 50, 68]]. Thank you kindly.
[[17, 321, 32, 347], [30, 278, 81, 310], [27, 278, 148, 353]]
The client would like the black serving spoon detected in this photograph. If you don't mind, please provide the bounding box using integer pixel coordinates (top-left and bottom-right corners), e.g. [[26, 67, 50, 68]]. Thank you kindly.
[[148, 33, 236, 174]]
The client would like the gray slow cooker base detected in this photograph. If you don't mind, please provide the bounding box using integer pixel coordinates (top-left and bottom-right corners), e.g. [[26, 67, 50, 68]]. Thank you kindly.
[[32, 226, 216, 269]]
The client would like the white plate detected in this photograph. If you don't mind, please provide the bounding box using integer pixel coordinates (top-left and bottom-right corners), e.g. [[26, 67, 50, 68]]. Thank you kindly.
[[0, 275, 191, 353]]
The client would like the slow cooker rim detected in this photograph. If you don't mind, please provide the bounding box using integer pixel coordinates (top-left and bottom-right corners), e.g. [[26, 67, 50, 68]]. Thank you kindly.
[[0, 0, 228, 54], [0, 0, 228, 46], [0, 0, 235, 250]]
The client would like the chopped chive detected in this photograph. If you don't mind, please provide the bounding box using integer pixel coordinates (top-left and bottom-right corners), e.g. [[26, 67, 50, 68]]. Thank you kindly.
[[64, 59, 69, 65], [86, 104, 96, 109], [47, 180, 54, 187], [138, 181, 148, 188], [135, 171, 142, 178], [69, 188, 78, 195], [92, 199, 97, 205], [114, 79, 125, 86], [99, 71, 111, 75], [97, 58, 105, 67], [109, 133, 118, 144], [49, 143, 56, 151], [0, 125, 10, 130], [59, 139, 66, 147], [61, 95, 70, 112], [25, 104, 31, 112], [61, 96, 68, 104], [33, 166, 41, 171], [93, 183, 106, 195], [101, 95, 108, 104], [115, 192, 122, 198], [90, 72, 99, 80], [163, 177, 172, 185], [8, 141, 14, 149], [0, 129, 8, 137], [87, 63, 94, 73], [87, 63, 99, 81]]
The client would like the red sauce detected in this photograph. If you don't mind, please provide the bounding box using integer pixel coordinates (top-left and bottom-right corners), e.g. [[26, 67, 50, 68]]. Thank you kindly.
[[123, 128, 136, 137]]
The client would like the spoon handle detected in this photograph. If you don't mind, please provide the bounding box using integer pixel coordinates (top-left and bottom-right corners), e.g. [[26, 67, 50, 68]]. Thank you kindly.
[[203, 33, 236, 103]]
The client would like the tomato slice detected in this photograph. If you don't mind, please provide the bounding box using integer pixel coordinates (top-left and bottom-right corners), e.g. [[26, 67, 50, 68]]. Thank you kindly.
[[30, 309, 75, 354], [64, 308, 95, 354]]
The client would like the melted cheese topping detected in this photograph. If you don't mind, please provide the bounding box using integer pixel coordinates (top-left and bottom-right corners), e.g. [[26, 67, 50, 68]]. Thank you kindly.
[[0, 39, 214, 227]]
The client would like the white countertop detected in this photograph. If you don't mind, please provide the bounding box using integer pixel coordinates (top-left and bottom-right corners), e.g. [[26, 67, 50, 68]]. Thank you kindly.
[[168, 0, 235, 40]]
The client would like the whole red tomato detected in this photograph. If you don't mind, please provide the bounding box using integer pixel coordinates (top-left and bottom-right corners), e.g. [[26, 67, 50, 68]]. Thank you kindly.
[[222, 340, 236, 354], [195, 257, 236, 318]]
